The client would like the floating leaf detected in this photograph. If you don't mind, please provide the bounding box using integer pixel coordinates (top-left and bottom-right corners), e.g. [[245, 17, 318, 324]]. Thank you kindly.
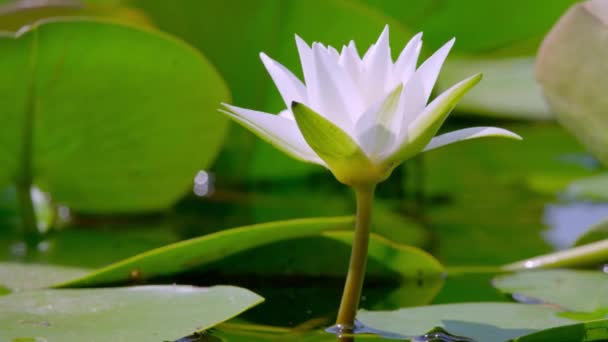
[[55, 216, 353, 287], [357, 302, 576, 342], [537, 0, 608, 167], [0, 285, 263, 342], [493, 270, 608, 313], [0, 262, 88, 293], [0, 18, 229, 212]]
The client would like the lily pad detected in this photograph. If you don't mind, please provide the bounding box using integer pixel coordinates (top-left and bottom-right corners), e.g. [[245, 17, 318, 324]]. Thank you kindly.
[[0, 285, 263, 342], [493, 270, 608, 313], [537, 0, 608, 167], [357, 302, 576, 342], [0, 262, 88, 292], [55, 216, 353, 287], [0, 18, 229, 212], [436, 57, 551, 119]]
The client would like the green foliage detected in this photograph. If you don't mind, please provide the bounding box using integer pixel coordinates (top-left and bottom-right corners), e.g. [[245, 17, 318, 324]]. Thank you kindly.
[[55, 216, 354, 287], [0, 285, 262, 341], [0, 18, 229, 213]]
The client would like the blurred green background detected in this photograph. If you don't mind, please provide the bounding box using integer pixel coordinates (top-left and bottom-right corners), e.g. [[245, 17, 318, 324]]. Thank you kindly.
[[1, 0, 608, 340]]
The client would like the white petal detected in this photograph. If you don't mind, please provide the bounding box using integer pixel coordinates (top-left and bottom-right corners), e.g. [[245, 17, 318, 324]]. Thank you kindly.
[[260, 53, 307, 107], [308, 43, 356, 133], [423, 127, 522, 152], [295, 34, 315, 90], [278, 109, 294, 120], [396, 72, 427, 138], [361, 26, 392, 103], [393, 32, 423, 85], [355, 85, 403, 160], [384, 73, 482, 164], [220, 104, 325, 165], [339, 41, 364, 111], [417, 38, 455, 103]]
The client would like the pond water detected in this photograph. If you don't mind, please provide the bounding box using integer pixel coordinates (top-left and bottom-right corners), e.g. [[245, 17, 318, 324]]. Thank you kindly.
[[0, 121, 604, 341]]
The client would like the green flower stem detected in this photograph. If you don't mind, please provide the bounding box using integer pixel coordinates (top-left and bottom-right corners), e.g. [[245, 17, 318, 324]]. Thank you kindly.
[[503, 239, 608, 270], [335, 184, 375, 331]]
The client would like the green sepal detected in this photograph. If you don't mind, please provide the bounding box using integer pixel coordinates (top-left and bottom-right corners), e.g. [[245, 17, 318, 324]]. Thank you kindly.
[[383, 73, 482, 169], [291, 102, 389, 186]]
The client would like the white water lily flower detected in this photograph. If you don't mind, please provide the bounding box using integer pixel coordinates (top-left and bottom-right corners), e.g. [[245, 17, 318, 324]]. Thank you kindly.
[[220, 26, 521, 186]]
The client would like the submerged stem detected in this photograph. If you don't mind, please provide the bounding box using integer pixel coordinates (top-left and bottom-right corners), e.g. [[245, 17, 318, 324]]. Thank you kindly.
[[335, 185, 375, 333]]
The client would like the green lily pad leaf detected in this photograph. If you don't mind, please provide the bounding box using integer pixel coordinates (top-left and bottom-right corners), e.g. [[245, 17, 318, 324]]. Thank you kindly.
[[575, 218, 608, 247], [537, 0, 608, 167], [357, 303, 576, 342], [564, 173, 608, 201], [0, 18, 229, 212], [509, 318, 608, 342], [0, 262, 89, 293], [493, 270, 608, 313], [55, 216, 353, 287], [437, 57, 551, 120], [0, 285, 263, 342]]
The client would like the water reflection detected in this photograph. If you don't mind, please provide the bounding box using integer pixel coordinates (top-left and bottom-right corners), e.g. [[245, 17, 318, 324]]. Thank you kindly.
[[542, 201, 608, 249], [193, 170, 214, 197]]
